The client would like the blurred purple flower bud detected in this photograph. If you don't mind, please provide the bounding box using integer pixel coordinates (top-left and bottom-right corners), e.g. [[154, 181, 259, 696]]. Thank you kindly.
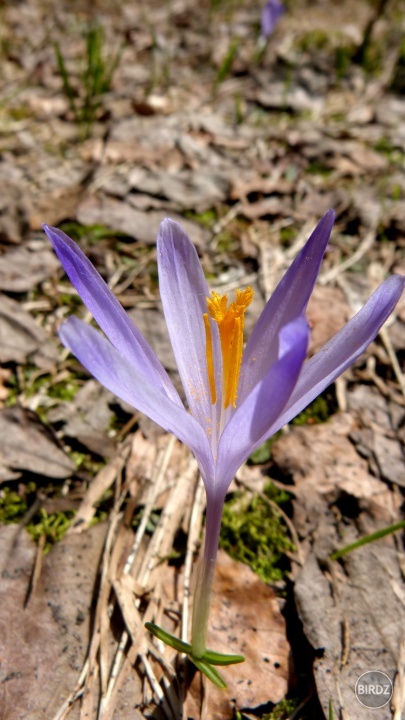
[[261, 0, 285, 37]]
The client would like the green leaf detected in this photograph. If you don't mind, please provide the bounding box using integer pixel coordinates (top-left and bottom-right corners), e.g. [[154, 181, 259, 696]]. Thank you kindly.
[[189, 656, 227, 689], [330, 520, 405, 561], [145, 622, 244, 688], [201, 649, 245, 666], [144, 622, 192, 654]]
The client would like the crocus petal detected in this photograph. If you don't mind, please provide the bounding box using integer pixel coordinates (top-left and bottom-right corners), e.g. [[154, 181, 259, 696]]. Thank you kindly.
[[261, 0, 284, 37], [214, 316, 309, 495], [157, 219, 221, 431], [59, 316, 214, 480], [239, 210, 335, 401], [267, 274, 405, 435], [43, 224, 181, 406]]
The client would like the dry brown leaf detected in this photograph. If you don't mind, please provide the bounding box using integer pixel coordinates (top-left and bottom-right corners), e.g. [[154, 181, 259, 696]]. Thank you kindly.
[[47, 380, 118, 458], [230, 176, 293, 202], [0, 2, 404, 719], [329, 155, 364, 177], [347, 385, 405, 487], [0, 178, 31, 244], [0, 292, 58, 367], [0, 405, 75, 482], [77, 195, 210, 247], [347, 145, 388, 171], [295, 525, 404, 720], [127, 167, 229, 211], [0, 367, 12, 406], [274, 407, 404, 718], [306, 285, 351, 356], [125, 429, 159, 492], [347, 384, 394, 431], [30, 185, 83, 230], [0, 243, 60, 293], [240, 195, 292, 220], [0, 523, 107, 720], [373, 432, 405, 487], [128, 307, 178, 373], [272, 413, 389, 505]]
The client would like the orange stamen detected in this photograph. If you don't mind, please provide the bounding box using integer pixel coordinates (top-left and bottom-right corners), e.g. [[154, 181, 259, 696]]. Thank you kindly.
[[203, 313, 216, 405], [204, 287, 253, 408]]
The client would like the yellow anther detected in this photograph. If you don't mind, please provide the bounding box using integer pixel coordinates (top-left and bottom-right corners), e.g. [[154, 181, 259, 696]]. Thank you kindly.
[[206, 292, 228, 322], [204, 287, 253, 408], [203, 313, 216, 405]]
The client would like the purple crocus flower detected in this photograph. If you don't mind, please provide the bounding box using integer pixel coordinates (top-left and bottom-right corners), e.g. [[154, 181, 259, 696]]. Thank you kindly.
[[43, 211, 404, 661], [261, 0, 284, 38]]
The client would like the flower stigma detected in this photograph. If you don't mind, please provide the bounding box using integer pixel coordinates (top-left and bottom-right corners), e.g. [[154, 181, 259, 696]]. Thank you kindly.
[[204, 287, 254, 410]]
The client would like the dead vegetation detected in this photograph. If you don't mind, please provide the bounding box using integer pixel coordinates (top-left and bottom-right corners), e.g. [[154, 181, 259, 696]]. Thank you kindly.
[[0, 0, 404, 718]]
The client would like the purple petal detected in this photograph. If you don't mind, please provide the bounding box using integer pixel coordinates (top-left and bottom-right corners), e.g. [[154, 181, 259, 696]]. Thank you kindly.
[[157, 219, 221, 431], [261, 0, 285, 37], [268, 274, 405, 434], [239, 210, 334, 401], [43, 224, 181, 405], [60, 316, 214, 480], [214, 316, 309, 495]]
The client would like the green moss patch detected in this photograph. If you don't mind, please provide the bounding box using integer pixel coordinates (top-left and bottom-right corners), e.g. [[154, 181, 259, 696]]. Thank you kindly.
[[26, 508, 74, 552], [0, 486, 29, 523], [219, 482, 294, 583], [0, 485, 74, 553], [292, 394, 331, 426]]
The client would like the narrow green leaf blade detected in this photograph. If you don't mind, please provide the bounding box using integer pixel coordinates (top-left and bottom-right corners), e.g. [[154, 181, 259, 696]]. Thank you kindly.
[[189, 656, 227, 689], [330, 520, 405, 561], [202, 649, 245, 666], [145, 622, 192, 654]]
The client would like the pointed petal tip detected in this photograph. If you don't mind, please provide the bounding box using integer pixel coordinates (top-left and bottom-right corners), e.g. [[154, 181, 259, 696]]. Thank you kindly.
[[157, 218, 175, 250], [42, 223, 54, 240], [388, 273, 405, 302], [156, 213, 213, 426], [393, 272, 405, 286], [158, 216, 182, 236], [275, 272, 404, 433], [157, 217, 192, 250], [42, 223, 70, 250], [158, 217, 172, 233], [378, 273, 405, 301], [317, 208, 335, 235], [42, 222, 58, 235]]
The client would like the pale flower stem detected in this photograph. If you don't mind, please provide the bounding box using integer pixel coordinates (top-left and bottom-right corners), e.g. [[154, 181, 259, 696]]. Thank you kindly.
[[190, 555, 216, 658], [191, 494, 224, 657]]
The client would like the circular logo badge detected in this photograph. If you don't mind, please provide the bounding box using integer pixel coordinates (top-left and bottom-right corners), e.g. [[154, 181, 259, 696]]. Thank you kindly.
[[355, 671, 393, 709]]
